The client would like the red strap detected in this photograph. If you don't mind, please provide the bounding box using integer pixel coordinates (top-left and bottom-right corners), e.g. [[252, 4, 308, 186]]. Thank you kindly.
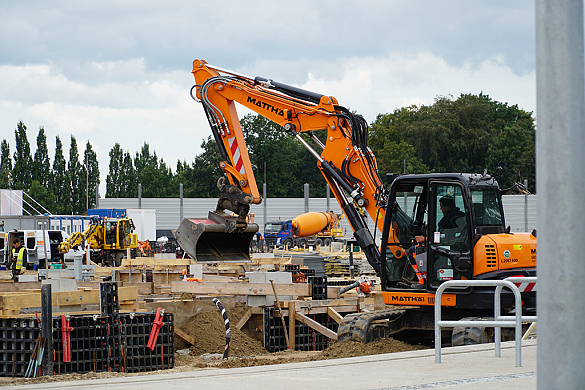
[[147, 308, 164, 351], [61, 315, 73, 362]]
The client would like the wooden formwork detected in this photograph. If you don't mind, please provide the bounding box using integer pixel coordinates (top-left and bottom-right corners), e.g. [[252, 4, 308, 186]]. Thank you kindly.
[[0, 286, 143, 317]]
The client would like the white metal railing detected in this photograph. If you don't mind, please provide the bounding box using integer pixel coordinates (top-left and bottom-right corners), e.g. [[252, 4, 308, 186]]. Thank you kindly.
[[434, 277, 537, 367]]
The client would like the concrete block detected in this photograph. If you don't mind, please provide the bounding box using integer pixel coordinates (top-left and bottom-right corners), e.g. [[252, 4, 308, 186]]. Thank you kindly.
[[18, 275, 37, 282], [189, 264, 203, 279], [41, 278, 78, 292], [251, 253, 275, 259], [245, 271, 292, 306]]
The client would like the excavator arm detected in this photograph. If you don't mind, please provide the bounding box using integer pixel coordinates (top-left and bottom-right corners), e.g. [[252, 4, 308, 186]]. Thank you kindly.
[[58, 217, 102, 254], [190, 60, 403, 274]]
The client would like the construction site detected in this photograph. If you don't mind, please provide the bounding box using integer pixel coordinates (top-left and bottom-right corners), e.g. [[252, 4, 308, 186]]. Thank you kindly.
[[0, 59, 540, 389]]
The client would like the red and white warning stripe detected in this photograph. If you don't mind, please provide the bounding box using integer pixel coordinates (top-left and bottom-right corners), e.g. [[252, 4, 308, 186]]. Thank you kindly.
[[514, 281, 537, 292], [228, 137, 245, 175]]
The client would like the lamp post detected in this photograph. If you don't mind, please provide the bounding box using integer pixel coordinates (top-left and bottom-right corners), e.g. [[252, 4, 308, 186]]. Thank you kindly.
[[85, 152, 88, 211], [38, 221, 48, 274]]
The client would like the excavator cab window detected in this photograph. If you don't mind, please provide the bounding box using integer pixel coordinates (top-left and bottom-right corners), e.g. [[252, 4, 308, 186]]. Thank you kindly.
[[105, 221, 117, 246], [427, 183, 473, 287], [471, 189, 505, 235]]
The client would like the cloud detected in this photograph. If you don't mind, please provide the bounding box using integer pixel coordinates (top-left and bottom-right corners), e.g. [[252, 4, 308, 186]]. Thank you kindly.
[[0, 1, 537, 198], [301, 53, 536, 121], [0, 53, 535, 192]]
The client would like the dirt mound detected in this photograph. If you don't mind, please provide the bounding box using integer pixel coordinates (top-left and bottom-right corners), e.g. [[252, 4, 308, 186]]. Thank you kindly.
[[317, 338, 426, 360], [181, 307, 268, 357]]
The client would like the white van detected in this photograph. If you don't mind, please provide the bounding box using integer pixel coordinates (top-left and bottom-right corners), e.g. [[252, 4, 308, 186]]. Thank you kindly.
[[3, 230, 83, 269]]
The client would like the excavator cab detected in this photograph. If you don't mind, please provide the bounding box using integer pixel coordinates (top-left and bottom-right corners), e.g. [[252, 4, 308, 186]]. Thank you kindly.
[[382, 173, 505, 292]]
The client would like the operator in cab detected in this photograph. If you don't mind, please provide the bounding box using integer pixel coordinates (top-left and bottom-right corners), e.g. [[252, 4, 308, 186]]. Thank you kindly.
[[438, 195, 465, 230]]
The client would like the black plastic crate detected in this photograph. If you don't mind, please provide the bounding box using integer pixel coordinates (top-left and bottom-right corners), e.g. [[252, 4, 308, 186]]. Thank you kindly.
[[121, 312, 175, 373], [0, 318, 41, 377], [263, 307, 337, 352], [327, 279, 354, 286], [309, 276, 328, 300], [52, 315, 109, 374], [100, 282, 120, 317]]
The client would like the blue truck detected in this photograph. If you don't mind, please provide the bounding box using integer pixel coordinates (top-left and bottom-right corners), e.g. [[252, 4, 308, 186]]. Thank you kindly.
[[263, 211, 343, 249]]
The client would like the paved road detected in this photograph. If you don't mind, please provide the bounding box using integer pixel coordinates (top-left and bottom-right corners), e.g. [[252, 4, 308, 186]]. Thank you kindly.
[[13, 340, 537, 390]]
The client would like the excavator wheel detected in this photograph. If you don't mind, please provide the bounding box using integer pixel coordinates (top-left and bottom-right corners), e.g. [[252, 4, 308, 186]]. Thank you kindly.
[[337, 309, 406, 343], [451, 317, 491, 346], [114, 252, 124, 267]]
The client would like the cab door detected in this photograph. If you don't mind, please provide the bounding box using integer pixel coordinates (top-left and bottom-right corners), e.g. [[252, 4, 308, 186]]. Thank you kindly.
[[427, 181, 473, 288]]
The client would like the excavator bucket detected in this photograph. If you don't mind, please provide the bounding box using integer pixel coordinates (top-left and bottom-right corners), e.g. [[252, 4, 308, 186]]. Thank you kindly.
[[174, 211, 259, 263]]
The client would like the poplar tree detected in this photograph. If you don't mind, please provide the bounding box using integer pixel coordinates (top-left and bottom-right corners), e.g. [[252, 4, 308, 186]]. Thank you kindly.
[[121, 151, 137, 197], [33, 127, 51, 188], [68, 136, 83, 214], [52, 136, 69, 214], [83, 141, 100, 209], [12, 121, 33, 190], [0, 140, 12, 189], [106, 143, 123, 198]]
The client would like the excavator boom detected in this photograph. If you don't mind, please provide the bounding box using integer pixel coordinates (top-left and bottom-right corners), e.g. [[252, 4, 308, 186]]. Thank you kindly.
[[183, 60, 389, 272]]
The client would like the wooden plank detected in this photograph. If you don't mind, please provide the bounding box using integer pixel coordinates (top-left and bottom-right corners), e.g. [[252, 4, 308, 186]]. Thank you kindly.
[[280, 304, 374, 317], [327, 286, 340, 299], [202, 275, 242, 282], [288, 301, 295, 350], [127, 258, 192, 266], [0, 286, 138, 310], [327, 307, 344, 324], [121, 282, 154, 295], [218, 263, 249, 271], [0, 281, 42, 292], [235, 307, 252, 331], [170, 281, 310, 296], [294, 311, 338, 341], [174, 328, 195, 345]]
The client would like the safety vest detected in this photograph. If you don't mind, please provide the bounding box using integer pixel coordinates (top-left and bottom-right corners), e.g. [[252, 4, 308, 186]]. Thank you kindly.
[[12, 247, 25, 270]]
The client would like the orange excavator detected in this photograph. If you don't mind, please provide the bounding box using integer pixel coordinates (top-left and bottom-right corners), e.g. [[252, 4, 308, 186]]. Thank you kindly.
[[177, 59, 536, 344]]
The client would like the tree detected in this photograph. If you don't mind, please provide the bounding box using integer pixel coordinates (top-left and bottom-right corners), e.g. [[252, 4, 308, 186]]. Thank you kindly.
[[12, 121, 33, 191], [106, 143, 124, 198], [83, 141, 100, 208], [486, 122, 536, 192], [27, 180, 57, 215], [134, 143, 173, 197], [33, 127, 51, 188], [240, 114, 327, 197], [369, 93, 536, 191], [0, 140, 12, 189], [68, 136, 84, 214], [51, 136, 69, 214], [369, 112, 430, 174], [180, 137, 223, 197], [121, 151, 137, 197]]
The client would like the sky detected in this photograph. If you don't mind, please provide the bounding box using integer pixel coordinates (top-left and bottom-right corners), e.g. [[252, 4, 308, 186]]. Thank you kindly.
[[0, 1, 536, 197]]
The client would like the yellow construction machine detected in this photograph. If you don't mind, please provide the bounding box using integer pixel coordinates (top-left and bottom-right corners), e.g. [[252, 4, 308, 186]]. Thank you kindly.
[[59, 216, 138, 267]]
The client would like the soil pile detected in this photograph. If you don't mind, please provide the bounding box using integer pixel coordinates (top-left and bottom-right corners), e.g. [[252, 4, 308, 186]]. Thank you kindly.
[[181, 307, 268, 357], [317, 338, 426, 360]]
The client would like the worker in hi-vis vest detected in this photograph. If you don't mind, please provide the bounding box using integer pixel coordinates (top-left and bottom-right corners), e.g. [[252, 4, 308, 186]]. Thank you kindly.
[[11, 238, 27, 282]]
